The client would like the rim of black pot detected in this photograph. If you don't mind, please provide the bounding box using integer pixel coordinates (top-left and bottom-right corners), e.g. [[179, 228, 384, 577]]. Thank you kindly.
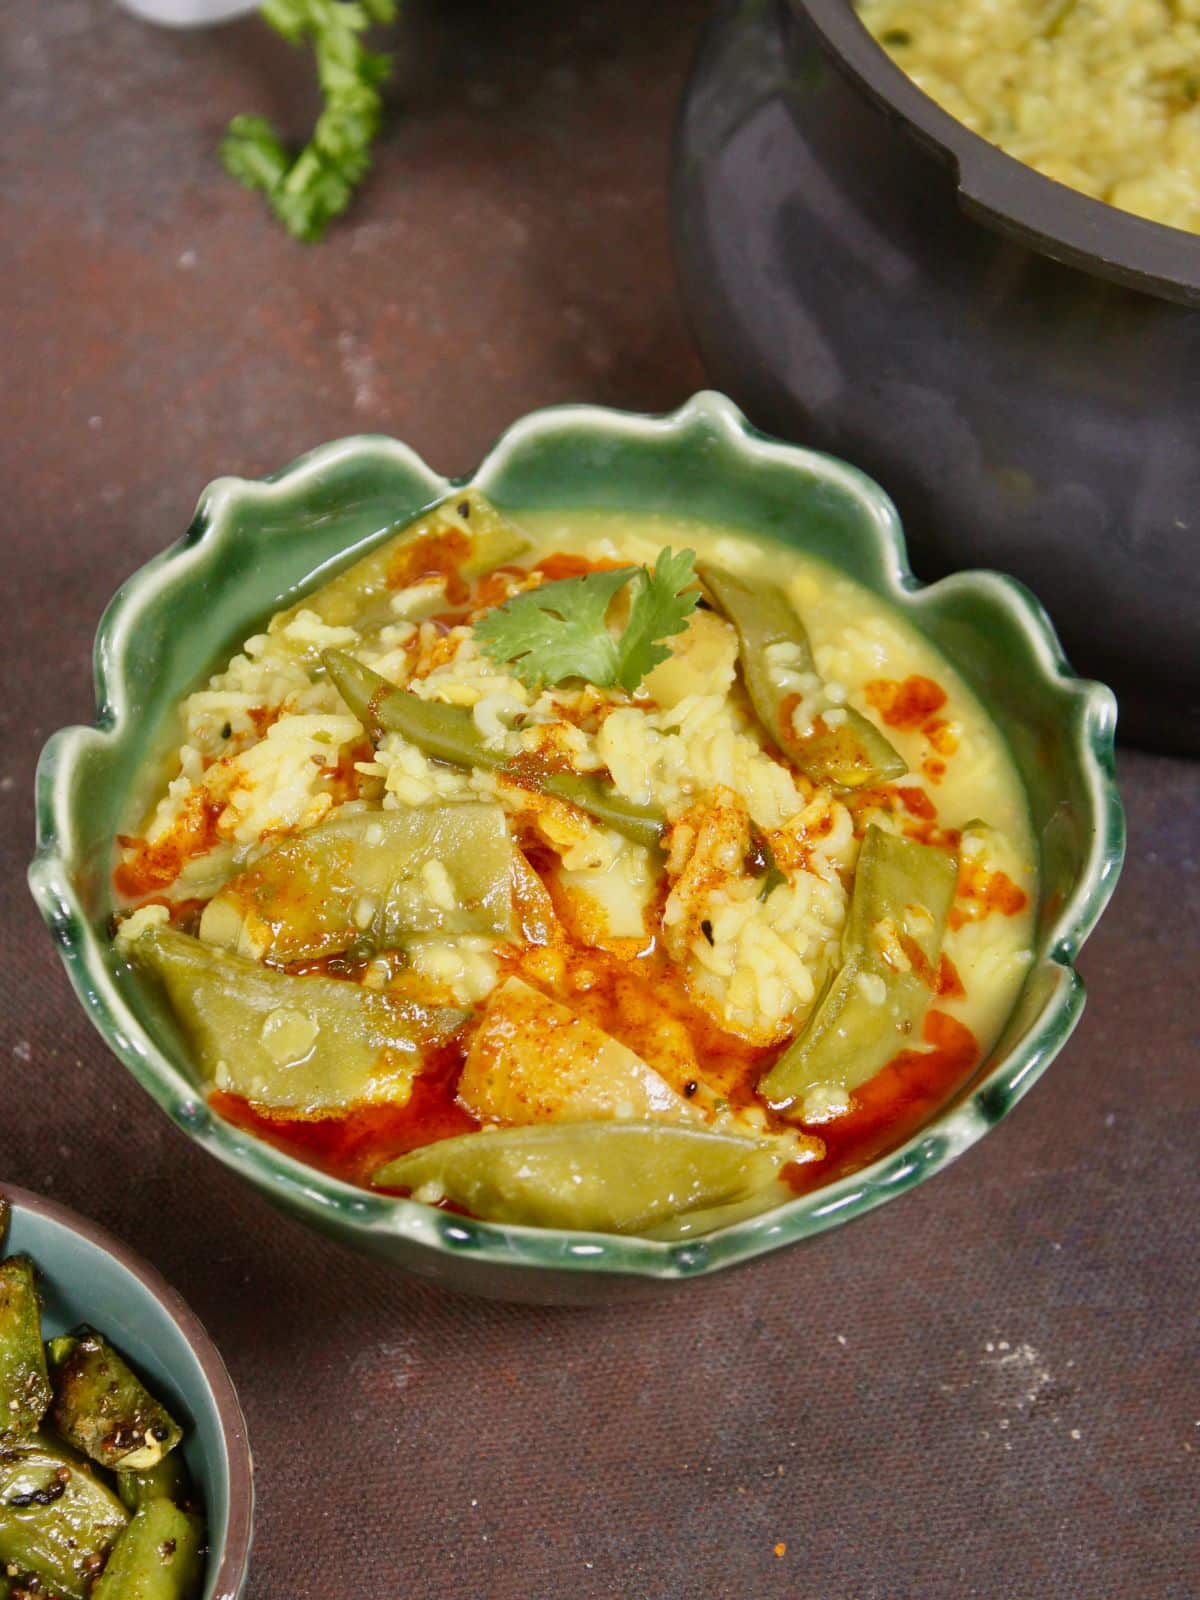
[[793, 0, 1200, 308]]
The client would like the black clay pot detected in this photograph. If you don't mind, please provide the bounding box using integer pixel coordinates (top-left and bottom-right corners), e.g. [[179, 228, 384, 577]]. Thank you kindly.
[[672, 0, 1200, 753]]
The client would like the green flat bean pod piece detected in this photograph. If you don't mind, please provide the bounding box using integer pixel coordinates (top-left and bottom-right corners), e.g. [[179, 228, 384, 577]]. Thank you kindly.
[[272, 488, 530, 633], [117, 1452, 192, 1515], [760, 825, 958, 1114], [697, 563, 906, 790], [323, 650, 666, 849], [127, 925, 467, 1116], [642, 1180, 796, 1241], [48, 1331, 182, 1474], [90, 1496, 204, 1600], [532, 770, 664, 850], [0, 1258, 51, 1446], [0, 1437, 128, 1600], [199, 804, 516, 962], [373, 1122, 790, 1234], [323, 650, 488, 765]]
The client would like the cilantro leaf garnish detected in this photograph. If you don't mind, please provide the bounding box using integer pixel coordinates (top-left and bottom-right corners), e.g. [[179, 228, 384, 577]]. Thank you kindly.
[[614, 546, 701, 691], [221, 1, 398, 243], [475, 549, 699, 692], [476, 567, 638, 689]]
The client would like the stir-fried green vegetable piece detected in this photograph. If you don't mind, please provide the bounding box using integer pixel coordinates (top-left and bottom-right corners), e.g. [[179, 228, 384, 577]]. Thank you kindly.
[[373, 1122, 790, 1233], [47, 1332, 182, 1474], [698, 563, 906, 789], [198, 804, 516, 962], [760, 825, 958, 1114], [90, 1495, 204, 1600], [323, 649, 666, 849], [0, 1438, 128, 1600], [272, 489, 529, 633], [116, 1453, 191, 1515], [0, 1259, 51, 1446], [127, 925, 467, 1116]]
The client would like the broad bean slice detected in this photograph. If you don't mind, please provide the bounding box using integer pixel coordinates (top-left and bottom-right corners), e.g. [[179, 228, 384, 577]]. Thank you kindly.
[[698, 563, 905, 789], [761, 825, 958, 1112], [373, 1122, 789, 1234], [324, 650, 665, 848], [199, 804, 515, 962], [128, 926, 466, 1116], [536, 771, 664, 850]]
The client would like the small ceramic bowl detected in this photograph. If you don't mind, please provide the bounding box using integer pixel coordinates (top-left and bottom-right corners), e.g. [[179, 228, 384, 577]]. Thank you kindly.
[[2, 1185, 253, 1598], [29, 393, 1123, 1304]]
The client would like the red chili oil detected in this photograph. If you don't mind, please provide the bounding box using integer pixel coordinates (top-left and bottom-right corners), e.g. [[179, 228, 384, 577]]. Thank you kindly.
[[387, 528, 472, 604], [210, 999, 983, 1201], [114, 792, 224, 899], [864, 673, 948, 730], [210, 1038, 478, 1189], [949, 860, 1029, 931], [208, 937, 984, 1203], [783, 1009, 979, 1193], [532, 552, 629, 582]]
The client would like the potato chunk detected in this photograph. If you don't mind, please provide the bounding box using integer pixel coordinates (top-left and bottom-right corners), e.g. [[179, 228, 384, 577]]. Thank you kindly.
[[458, 978, 699, 1126], [641, 609, 738, 707]]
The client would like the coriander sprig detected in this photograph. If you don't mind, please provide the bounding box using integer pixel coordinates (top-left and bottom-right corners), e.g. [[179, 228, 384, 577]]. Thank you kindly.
[[474, 549, 700, 692], [221, 0, 398, 243]]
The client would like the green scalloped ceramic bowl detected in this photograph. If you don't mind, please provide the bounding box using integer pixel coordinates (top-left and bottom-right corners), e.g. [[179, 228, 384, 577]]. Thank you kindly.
[[29, 394, 1123, 1304]]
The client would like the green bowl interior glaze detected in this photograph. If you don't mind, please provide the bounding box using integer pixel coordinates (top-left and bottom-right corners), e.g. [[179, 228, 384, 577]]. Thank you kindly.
[[3, 1188, 252, 1598], [29, 393, 1124, 1304]]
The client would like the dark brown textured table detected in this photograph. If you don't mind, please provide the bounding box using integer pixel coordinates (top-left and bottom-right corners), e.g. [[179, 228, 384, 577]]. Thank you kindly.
[[3, 3, 1196, 1596]]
